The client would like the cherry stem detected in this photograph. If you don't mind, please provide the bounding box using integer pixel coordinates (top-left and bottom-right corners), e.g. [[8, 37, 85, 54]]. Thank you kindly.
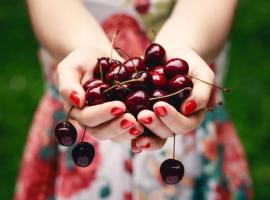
[[81, 126, 87, 142], [66, 106, 73, 121], [149, 87, 192, 101], [103, 77, 144, 93], [98, 60, 104, 81], [173, 133, 176, 159], [187, 74, 231, 93], [114, 46, 138, 73], [206, 101, 223, 112], [110, 30, 119, 63]]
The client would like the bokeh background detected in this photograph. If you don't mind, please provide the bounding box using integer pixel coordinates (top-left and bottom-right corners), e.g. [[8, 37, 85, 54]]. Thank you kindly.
[[0, 1, 269, 199]]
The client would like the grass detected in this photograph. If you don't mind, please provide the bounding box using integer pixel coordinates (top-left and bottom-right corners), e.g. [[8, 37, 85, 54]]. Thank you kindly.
[[0, 0, 270, 199]]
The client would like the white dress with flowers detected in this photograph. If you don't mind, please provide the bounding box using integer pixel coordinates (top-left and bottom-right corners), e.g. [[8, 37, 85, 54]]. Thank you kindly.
[[14, 0, 252, 200]]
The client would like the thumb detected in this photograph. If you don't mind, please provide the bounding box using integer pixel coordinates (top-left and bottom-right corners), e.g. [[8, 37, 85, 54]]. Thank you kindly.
[[57, 61, 86, 108]]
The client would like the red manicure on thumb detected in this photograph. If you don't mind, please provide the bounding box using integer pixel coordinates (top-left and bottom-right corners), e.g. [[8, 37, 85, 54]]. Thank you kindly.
[[70, 91, 81, 107], [183, 100, 197, 116]]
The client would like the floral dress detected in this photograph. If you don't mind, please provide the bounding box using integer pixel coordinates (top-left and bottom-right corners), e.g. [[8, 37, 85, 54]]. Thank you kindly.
[[14, 0, 252, 199]]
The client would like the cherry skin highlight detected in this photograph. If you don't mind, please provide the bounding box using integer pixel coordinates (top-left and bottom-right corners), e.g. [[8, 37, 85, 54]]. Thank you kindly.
[[144, 43, 166, 68], [106, 64, 130, 84], [55, 121, 77, 146], [130, 71, 153, 91], [83, 79, 103, 91], [123, 57, 147, 73], [164, 58, 189, 79], [85, 83, 109, 106], [125, 90, 150, 116]]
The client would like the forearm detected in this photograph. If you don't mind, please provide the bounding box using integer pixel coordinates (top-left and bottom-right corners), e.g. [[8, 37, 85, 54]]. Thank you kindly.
[[27, 0, 111, 61], [156, 0, 238, 63]]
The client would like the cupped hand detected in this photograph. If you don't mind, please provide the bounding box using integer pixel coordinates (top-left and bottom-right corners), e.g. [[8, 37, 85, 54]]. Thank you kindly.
[[57, 46, 144, 142], [132, 44, 215, 152]]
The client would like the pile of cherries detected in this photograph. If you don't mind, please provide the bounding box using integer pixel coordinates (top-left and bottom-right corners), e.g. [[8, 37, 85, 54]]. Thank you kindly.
[[55, 42, 228, 185]]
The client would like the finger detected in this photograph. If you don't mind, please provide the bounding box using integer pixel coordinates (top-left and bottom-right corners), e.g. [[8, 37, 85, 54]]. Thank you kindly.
[[63, 101, 126, 127], [137, 109, 174, 139], [87, 113, 138, 140], [131, 139, 142, 153], [181, 65, 215, 116], [133, 134, 166, 151], [111, 122, 144, 143], [153, 101, 206, 134]]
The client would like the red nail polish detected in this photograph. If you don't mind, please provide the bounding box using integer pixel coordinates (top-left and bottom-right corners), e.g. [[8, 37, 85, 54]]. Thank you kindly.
[[184, 100, 197, 116], [154, 106, 167, 117], [111, 107, 124, 116], [120, 119, 134, 129], [140, 143, 151, 149], [70, 91, 80, 107], [129, 127, 141, 136], [140, 117, 153, 124]]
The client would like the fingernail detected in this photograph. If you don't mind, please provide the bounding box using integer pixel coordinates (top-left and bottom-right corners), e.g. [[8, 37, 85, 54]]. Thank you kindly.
[[183, 100, 197, 116], [111, 107, 124, 116], [140, 117, 153, 124], [139, 143, 151, 150], [154, 106, 167, 117], [70, 91, 80, 107], [120, 119, 134, 129], [129, 127, 141, 136]]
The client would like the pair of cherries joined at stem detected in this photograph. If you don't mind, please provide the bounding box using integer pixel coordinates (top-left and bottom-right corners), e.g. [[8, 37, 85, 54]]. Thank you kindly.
[[55, 39, 230, 184]]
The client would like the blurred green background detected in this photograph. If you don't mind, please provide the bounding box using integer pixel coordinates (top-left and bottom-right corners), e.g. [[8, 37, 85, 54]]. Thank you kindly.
[[0, 1, 269, 199]]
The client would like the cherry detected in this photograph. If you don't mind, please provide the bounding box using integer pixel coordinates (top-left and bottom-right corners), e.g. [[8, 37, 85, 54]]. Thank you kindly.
[[144, 43, 166, 68], [55, 121, 77, 146], [107, 83, 130, 101], [85, 83, 109, 106], [169, 75, 193, 99], [106, 64, 130, 84], [151, 72, 168, 89], [134, 0, 150, 14], [164, 58, 189, 79], [160, 159, 184, 185], [93, 57, 110, 78], [150, 66, 164, 75], [125, 90, 150, 115], [83, 79, 103, 91], [123, 57, 147, 73], [130, 71, 152, 91], [72, 142, 95, 167], [150, 89, 169, 105]]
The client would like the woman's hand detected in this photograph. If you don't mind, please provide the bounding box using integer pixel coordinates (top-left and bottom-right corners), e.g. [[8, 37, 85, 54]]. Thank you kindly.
[[57, 46, 144, 142], [132, 44, 215, 152]]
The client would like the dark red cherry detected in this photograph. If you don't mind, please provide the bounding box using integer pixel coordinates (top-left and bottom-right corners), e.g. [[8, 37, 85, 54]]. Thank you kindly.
[[160, 159, 184, 185], [123, 57, 146, 73], [130, 71, 152, 91], [106, 64, 130, 84], [164, 58, 189, 79], [93, 57, 121, 79], [72, 142, 95, 167], [83, 79, 103, 91], [170, 75, 193, 92], [134, 0, 150, 14], [151, 72, 168, 89], [55, 121, 77, 146], [144, 43, 166, 68], [169, 75, 193, 105], [150, 89, 169, 105], [93, 57, 110, 78], [125, 90, 150, 116], [107, 84, 130, 101], [150, 66, 164, 75], [85, 83, 109, 106]]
